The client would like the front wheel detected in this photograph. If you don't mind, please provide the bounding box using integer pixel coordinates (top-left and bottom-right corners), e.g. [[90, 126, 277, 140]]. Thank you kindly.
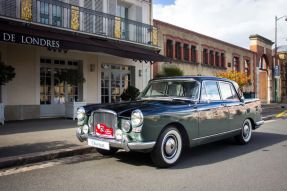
[[235, 119, 253, 144], [151, 127, 183, 168], [97, 148, 118, 156]]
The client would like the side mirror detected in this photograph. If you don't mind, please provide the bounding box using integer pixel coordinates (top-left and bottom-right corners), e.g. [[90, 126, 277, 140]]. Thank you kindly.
[[240, 96, 245, 102]]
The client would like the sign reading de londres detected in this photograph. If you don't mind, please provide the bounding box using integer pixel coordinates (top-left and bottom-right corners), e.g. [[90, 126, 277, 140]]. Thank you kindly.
[[0, 31, 61, 49]]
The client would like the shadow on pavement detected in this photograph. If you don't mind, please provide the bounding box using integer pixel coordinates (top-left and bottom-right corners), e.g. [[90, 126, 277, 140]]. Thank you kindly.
[[0, 141, 78, 158], [0, 118, 75, 135], [112, 131, 287, 169]]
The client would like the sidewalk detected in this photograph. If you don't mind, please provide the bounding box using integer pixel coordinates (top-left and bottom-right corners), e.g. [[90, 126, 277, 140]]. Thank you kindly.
[[0, 104, 286, 169]]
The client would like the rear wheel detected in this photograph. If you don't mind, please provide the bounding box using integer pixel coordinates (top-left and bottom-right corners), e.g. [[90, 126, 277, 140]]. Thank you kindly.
[[235, 119, 252, 144], [151, 127, 183, 168], [97, 148, 118, 156]]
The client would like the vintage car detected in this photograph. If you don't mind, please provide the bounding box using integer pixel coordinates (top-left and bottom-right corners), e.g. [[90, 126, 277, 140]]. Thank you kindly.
[[76, 76, 264, 168]]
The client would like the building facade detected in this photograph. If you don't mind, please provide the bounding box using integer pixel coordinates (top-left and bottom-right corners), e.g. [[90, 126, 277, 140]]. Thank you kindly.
[[153, 20, 274, 103], [0, 0, 167, 121]]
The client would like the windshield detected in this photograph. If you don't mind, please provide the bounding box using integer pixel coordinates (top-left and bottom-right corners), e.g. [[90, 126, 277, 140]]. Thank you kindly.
[[141, 80, 200, 100]]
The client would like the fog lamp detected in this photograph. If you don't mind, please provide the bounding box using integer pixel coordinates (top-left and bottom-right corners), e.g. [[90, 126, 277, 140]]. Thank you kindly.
[[83, 125, 89, 134], [121, 119, 131, 133]]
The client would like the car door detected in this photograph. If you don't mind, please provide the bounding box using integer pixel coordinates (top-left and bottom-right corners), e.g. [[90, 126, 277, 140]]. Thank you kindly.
[[218, 81, 246, 131], [198, 80, 229, 137]]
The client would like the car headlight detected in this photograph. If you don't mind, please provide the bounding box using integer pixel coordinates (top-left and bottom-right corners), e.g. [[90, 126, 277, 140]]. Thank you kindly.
[[121, 119, 131, 133], [131, 109, 143, 127], [77, 107, 85, 121], [83, 125, 89, 134]]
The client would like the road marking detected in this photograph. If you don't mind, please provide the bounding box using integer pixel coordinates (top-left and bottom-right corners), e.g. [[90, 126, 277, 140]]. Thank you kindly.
[[0, 153, 105, 177], [276, 110, 287, 118]]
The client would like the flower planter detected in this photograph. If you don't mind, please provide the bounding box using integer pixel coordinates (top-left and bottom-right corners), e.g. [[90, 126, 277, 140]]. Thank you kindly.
[[65, 102, 87, 120]]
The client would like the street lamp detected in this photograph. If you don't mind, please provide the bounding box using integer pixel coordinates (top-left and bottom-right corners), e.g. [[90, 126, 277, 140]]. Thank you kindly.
[[274, 15, 287, 102]]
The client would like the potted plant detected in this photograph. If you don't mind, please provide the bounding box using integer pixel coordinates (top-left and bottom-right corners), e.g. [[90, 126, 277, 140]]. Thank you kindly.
[[0, 61, 16, 125], [121, 86, 140, 101]]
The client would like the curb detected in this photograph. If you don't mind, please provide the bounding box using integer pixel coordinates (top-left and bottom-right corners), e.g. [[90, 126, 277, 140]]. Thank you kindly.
[[0, 145, 96, 169]]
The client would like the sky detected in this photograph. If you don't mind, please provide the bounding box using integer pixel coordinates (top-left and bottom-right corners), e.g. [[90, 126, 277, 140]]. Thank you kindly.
[[153, 0, 287, 49]]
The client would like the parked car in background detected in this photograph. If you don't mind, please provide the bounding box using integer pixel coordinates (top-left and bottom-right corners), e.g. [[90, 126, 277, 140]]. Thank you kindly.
[[76, 76, 264, 168]]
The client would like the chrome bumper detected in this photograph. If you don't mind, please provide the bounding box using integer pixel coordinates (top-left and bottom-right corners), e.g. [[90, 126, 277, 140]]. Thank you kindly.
[[87, 136, 156, 152], [255, 120, 264, 128]]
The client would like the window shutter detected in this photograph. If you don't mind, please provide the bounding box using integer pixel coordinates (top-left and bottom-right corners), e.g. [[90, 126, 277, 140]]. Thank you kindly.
[[94, 0, 103, 11], [69, 0, 79, 6], [136, 6, 142, 22], [108, 0, 116, 15]]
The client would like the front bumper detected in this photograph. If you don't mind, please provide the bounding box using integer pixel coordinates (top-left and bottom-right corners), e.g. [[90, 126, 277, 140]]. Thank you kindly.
[[254, 120, 264, 129], [87, 136, 156, 152]]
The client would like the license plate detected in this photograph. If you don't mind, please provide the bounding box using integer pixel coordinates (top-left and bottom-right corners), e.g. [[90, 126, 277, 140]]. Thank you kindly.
[[88, 138, 110, 150]]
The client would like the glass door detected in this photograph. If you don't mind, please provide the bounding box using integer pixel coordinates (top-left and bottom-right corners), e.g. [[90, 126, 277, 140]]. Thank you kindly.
[[40, 59, 81, 117], [101, 64, 134, 103]]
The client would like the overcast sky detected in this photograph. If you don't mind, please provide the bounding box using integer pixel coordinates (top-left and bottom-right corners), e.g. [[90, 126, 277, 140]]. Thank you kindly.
[[153, 0, 287, 49]]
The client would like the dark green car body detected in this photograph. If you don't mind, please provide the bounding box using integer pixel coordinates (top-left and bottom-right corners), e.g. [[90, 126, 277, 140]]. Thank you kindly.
[[76, 76, 263, 166]]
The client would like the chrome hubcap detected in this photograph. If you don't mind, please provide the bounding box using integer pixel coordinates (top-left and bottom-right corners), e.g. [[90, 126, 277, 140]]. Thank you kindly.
[[164, 135, 178, 159], [243, 122, 251, 140]]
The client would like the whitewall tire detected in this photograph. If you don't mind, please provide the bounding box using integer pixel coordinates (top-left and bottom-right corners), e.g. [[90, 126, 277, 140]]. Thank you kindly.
[[151, 127, 183, 168]]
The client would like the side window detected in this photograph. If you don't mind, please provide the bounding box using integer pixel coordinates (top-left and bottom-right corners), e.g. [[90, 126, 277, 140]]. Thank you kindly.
[[201, 81, 221, 101], [219, 82, 240, 101], [219, 82, 233, 100]]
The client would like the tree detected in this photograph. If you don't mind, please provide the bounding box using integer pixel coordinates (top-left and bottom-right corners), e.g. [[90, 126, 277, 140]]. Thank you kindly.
[[156, 66, 183, 78], [0, 61, 16, 102], [216, 70, 250, 88], [121, 86, 140, 101]]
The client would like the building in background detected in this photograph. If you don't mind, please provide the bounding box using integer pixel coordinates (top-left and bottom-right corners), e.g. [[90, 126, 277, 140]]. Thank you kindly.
[[153, 20, 274, 103], [0, 0, 168, 121]]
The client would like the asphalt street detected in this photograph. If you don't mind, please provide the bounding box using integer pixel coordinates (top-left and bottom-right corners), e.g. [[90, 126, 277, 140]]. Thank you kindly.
[[0, 119, 287, 191]]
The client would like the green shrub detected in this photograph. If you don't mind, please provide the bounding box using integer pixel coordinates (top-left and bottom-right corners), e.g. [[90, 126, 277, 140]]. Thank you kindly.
[[121, 86, 140, 101]]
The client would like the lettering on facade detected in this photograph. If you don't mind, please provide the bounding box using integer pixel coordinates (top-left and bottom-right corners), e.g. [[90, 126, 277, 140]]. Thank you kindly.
[[1, 32, 60, 48]]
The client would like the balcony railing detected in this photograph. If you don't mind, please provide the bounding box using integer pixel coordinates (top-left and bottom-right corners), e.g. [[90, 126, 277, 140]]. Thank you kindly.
[[0, 0, 158, 47]]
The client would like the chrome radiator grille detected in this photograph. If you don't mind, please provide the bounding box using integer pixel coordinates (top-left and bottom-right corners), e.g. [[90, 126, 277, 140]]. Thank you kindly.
[[93, 110, 117, 138]]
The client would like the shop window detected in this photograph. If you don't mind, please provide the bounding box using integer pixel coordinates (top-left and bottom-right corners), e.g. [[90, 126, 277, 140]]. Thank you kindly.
[[183, 44, 189, 61], [191, 46, 197, 63], [203, 48, 208, 65], [244, 59, 251, 75], [209, 50, 214, 65], [221, 53, 225, 68], [233, 56, 240, 71], [175, 42, 181, 60], [166, 39, 173, 58], [40, 2, 49, 24], [215, 52, 220, 66]]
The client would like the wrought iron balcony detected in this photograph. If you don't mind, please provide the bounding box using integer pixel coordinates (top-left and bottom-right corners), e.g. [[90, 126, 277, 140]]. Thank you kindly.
[[0, 0, 158, 47]]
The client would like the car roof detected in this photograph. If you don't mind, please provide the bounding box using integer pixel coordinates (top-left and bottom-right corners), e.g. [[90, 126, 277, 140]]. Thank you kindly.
[[153, 76, 235, 83]]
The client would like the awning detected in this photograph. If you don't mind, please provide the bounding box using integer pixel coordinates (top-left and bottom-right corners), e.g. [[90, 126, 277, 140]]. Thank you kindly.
[[0, 19, 170, 63]]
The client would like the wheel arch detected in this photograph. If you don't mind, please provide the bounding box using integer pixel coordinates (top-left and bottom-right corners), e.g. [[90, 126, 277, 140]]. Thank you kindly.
[[246, 117, 256, 130], [159, 122, 190, 147]]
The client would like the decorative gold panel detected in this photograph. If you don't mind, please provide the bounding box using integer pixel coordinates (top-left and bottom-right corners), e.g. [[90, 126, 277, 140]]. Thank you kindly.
[[21, 0, 32, 21], [71, 6, 80, 30], [114, 17, 121, 39], [152, 27, 158, 46]]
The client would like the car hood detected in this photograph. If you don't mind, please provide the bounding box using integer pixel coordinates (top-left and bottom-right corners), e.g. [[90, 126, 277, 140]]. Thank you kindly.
[[83, 99, 193, 117]]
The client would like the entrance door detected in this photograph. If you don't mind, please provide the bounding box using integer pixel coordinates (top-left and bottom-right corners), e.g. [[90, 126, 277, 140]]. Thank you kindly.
[[40, 59, 80, 117], [101, 64, 134, 103], [259, 71, 268, 102]]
